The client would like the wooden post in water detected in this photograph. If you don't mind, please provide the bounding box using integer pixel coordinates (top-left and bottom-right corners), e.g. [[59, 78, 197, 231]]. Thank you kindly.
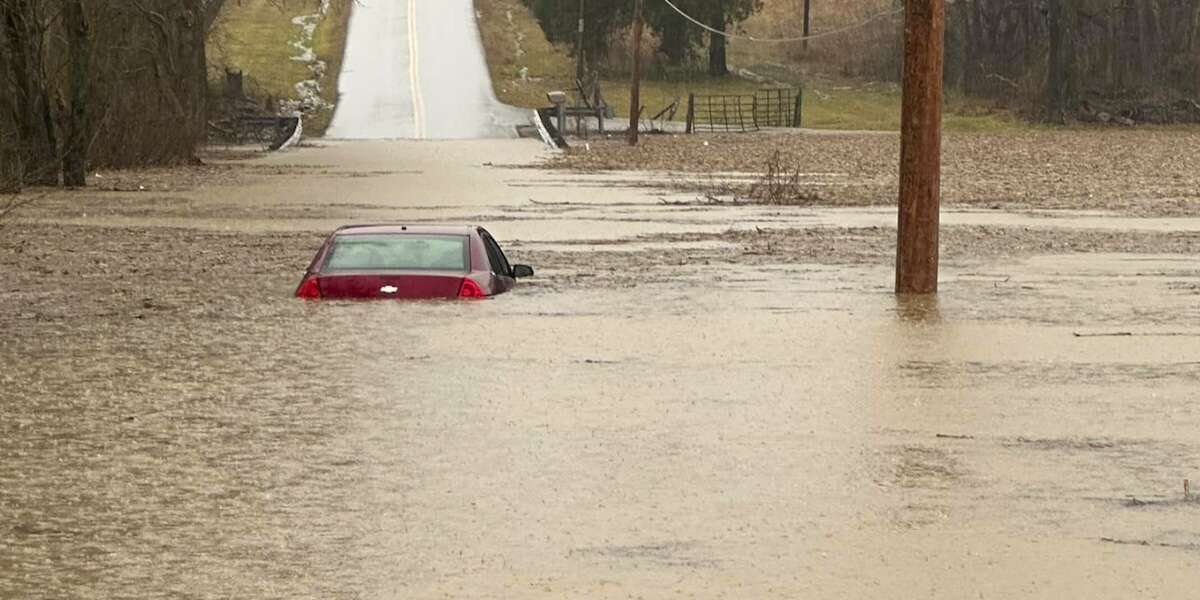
[[628, 0, 645, 146], [896, 0, 944, 295]]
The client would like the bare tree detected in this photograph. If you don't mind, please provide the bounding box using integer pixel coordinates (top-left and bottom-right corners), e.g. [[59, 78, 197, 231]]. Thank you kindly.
[[0, 192, 40, 230], [3, 0, 59, 185], [814, 0, 1200, 120], [1046, 0, 1077, 123], [0, 2, 21, 193], [0, 0, 216, 189], [62, 0, 88, 187]]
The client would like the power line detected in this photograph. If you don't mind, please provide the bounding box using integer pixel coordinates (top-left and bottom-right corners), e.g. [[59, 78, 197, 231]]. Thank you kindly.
[[659, 0, 903, 44]]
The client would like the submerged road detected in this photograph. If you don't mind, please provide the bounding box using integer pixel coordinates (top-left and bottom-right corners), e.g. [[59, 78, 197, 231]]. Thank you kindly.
[[326, 0, 527, 139], [4, 140, 1200, 598]]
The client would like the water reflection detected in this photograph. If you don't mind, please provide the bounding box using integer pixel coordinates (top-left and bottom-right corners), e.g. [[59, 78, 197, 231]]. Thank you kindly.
[[893, 293, 943, 324]]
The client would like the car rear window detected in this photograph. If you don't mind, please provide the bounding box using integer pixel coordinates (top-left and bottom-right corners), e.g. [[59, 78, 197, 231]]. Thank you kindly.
[[323, 234, 469, 272]]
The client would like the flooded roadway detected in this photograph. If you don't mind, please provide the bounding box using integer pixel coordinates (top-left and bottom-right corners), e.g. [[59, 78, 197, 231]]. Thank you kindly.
[[3, 140, 1200, 598]]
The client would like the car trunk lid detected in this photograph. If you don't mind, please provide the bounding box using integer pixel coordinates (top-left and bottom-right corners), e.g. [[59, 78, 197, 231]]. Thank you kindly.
[[317, 272, 466, 299]]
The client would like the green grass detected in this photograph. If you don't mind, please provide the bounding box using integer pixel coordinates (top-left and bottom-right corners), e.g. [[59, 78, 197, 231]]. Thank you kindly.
[[602, 76, 763, 120], [307, 3, 351, 134], [801, 85, 1023, 132], [475, 0, 575, 108], [474, 0, 1027, 133], [208, 0, 350, 136]]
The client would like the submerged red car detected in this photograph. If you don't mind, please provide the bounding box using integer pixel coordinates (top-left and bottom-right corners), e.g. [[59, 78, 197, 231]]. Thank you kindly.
[[295, 224, 534, 300]]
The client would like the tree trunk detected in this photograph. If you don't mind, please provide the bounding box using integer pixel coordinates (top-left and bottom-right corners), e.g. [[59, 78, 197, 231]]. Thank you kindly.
[[658, 16, 689, 65], [0, 39, 19, 194], [1138, 0, 1157, 85], [202, 0, 226, 32], [1127, 0, 1145, 88], [1106, 6, 1118, 90], [0, 148, 20, 193], [0, 5, 18, 193], [5, 0, 58, 185], [186, 0, 209, 154], [956, 0, 972, 92], [707, 1, 728, 77], [965, 0, 984, 93], [62, 0, 89, 187], [1046, 0, 1076, 123], [1024, 0, 1037, 70], [1193, 0, 1200, 94]]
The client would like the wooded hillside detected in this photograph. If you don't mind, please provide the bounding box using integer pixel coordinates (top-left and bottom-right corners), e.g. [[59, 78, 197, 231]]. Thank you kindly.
[[951, 0, 1200, 121], [1, 1, 211, 191]]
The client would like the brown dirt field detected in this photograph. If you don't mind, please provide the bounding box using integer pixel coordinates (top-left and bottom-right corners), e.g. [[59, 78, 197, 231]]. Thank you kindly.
[[549, 129, 1200, 216]]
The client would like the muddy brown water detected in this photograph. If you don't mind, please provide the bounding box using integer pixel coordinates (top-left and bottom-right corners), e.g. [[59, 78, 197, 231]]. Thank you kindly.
[[3, 140, 1200, 598]]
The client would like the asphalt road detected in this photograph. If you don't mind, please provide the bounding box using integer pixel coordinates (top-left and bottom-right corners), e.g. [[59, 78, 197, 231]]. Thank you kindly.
[[326, 0, 527, 140]]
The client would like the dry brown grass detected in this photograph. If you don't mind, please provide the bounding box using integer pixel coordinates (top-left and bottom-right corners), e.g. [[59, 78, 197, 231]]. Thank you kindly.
[[731, 0, 901, 79]]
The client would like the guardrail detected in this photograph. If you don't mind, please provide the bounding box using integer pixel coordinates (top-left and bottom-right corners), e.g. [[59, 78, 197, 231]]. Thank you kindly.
[[209, 114, 302, 150]]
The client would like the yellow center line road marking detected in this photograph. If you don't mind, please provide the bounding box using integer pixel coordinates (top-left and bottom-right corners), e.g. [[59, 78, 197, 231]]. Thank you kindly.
[[408, 0, 425, 139]]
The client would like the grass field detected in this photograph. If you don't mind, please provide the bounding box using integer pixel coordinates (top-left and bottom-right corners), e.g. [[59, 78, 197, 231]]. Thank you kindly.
[[474, 0, 1022, 132], [208, 0, 350, 136], [204, 0, 1020, 137]]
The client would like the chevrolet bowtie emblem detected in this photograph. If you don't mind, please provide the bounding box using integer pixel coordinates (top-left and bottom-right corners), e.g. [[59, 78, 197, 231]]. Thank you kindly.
[[380, 286, 399, 294]]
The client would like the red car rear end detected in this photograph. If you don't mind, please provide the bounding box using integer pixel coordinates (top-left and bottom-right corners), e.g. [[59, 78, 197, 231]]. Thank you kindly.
[[296, 225, 533, 300]]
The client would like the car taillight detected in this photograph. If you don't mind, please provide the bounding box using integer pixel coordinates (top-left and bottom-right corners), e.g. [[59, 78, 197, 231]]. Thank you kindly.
[[458, 278, 485, 299], [296, 274, 321, 299]]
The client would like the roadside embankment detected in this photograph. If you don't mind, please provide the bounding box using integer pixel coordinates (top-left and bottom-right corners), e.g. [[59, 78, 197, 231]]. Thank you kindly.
[[208, 0, 352, 136]]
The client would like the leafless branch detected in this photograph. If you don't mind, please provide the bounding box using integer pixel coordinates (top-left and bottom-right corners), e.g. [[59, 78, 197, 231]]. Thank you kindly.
[[0, 192, 42, 230]]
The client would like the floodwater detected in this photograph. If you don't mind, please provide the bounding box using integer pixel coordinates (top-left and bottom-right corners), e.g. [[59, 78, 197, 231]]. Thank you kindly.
[[3, 140, 1200, 598]]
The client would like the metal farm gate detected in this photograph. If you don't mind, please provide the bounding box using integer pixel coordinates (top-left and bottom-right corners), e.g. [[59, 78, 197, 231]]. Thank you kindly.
[[686, 94, 759, 133], [686, 88, 803, 134], [753, 88, 802, 128]]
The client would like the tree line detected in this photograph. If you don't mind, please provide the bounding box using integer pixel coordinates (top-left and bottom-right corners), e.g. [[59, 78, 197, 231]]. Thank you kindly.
[[522, 0, 763, 77], [950, 0, 1200, 121], [1, 0, 217, 192], [525, 0, 1200, 122]]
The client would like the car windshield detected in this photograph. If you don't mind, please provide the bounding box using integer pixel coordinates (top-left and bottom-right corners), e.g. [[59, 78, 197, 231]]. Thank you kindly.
[[323, 234, 469, 272]]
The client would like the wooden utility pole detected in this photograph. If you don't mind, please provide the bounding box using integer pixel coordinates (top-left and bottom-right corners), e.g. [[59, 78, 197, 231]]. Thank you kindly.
[[628, 0, 645, 146], [576, 0, 585, 83], [895, 0, 944, 295], [802, 0, 812, 51]]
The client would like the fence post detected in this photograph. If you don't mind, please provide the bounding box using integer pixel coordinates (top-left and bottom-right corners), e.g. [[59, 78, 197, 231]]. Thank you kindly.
[[686, 93, 695, 134], [793, 88, 803, 128], [225, 69, 244, 99]]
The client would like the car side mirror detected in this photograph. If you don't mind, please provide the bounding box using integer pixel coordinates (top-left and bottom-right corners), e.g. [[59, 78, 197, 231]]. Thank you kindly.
[[512, 264, 535, 278]]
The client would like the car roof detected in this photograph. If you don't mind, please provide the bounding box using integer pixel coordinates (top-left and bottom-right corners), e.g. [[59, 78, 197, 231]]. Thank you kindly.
[[333, 224, 478, 236]]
